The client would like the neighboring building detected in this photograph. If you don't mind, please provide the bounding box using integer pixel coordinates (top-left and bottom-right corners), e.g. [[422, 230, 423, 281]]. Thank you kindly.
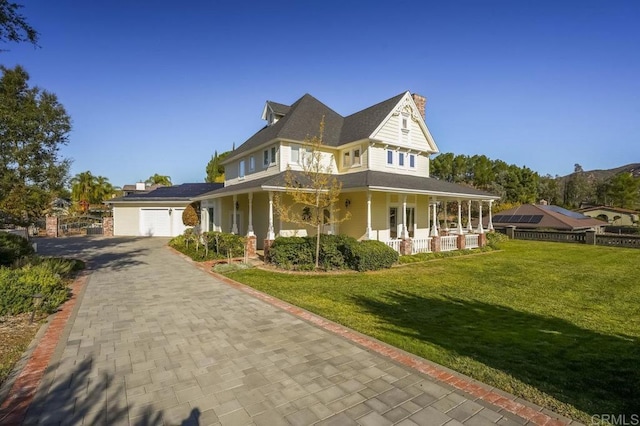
[[487, 204, 605, 231], [106, 183, 223, 237], [578, 206, 639, 226], [122, 182, 163, 196], [194, 91, 500, 250]]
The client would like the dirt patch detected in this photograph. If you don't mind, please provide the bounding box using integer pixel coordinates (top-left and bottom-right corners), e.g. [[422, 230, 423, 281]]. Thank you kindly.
[[0, 313, 43, 387]]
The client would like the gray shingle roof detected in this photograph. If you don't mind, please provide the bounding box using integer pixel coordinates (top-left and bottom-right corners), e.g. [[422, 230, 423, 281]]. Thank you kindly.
[[109, 183, 223, 202], [266, 101, 290, 116], [197, 171, 497, 199], [225, 92, 410, 163]]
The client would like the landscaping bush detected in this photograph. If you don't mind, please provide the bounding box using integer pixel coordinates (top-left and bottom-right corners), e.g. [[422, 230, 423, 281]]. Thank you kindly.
[[182, 202, 200, 226], [169, 231, 245, 261], [0, 260, 74, 316], [487, 231, 509, 249], [0, 233, 35, 267], [268, 237, 314, 270], [343, 239, 399, 271]]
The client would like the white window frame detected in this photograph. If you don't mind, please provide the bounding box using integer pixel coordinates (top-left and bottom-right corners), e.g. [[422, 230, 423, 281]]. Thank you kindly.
[[263, 149, 269, 167], [270, 146, 277, 164], [387, 149, 394, 166], [343, 151, 351, 168], [249, 156, 255, 172], [399, 152, 405, 167], [239, 159, 246, 179], [409, 154, 416, 169]]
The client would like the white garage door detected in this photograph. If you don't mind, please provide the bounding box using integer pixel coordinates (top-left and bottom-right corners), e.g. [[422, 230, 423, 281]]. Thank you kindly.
[[172, 208, 187, 236], [140, 209, 171, 237]]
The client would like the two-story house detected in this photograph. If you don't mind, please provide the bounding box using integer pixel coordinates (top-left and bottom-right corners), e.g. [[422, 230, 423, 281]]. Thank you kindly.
[[195, 91, 499, 253]]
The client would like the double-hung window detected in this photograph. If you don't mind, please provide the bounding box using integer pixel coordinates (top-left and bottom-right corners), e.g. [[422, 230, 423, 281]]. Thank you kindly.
[[353, 148, 361, 166], [263, 150, 269, 167], [343, 151, 350, 168], [239, 160, 246, 179], [249, 156, 255, 172], [387, 149, 393, 165], [270, 146, 277, 164], [399, 152, 405, 167], [409, 154, 415, 168]]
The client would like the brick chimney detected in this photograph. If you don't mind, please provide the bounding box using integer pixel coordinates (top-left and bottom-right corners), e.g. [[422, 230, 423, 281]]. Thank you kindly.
[[411, 93, 426, 120]]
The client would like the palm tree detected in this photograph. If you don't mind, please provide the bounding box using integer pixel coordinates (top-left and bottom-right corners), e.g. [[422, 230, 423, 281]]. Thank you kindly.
[[146, 173, 172, 186], [70, 171, 97, 212]]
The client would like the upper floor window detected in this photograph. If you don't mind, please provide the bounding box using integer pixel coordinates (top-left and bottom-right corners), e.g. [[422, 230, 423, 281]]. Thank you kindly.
[[399, 152, 405, 167], [353, 148, 361, 166], [239, 160, 246, 179], [249, 156, 255, 172], [343, 151, 350, 168], [409, 154, 416, 168], [387, 149, 393, 165], [263, 146, 278, 167], [401, 113, 410, 133]]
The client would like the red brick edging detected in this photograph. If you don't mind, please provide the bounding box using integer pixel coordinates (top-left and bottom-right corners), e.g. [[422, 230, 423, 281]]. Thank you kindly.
[[0, 271, 89, 425], [173, 248, 570, 426]]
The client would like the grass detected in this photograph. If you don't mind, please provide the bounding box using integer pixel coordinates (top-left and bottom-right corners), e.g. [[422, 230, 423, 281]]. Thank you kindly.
[[221, 240, 640, 422]]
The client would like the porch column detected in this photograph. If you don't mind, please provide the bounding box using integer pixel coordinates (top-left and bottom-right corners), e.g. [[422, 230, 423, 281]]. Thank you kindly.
[[267, 191, 275, 240], [401, 195, 409, 239], [232, 195, 238, 234], [430, 202, 439, 237], [488, 200, 494, 231], [443, 201, 448, 229], [365, 192, 372, 239], [477, 200, 484, 234], [457, 200, 464, 234], [247, 192, 254, 236], [467, 200, 473, 232]]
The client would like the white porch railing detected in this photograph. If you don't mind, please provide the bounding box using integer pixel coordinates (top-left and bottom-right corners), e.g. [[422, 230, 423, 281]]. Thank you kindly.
[[440, 235, 458, 252], [411, 238, 432, 254], [385, 239, 401, 253], [465, 234, 479, 249]]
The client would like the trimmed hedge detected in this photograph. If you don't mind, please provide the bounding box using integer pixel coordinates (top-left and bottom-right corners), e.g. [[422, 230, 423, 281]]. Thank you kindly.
[[0, 233, 35, 267], [268, 234, 398, 271]]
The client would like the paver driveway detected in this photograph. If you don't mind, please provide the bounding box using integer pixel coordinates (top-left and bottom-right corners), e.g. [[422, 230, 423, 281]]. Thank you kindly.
[[16, 237, 549, 425]]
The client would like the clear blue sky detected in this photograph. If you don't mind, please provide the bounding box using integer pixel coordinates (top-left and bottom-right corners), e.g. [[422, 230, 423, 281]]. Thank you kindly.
[[3, 0, 639, 186]]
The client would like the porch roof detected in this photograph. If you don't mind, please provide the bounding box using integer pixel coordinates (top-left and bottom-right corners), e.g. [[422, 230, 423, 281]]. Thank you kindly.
[[195, 171, 498, 200]]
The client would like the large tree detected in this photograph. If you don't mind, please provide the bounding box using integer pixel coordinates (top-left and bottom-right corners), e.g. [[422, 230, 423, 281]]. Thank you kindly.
[[146, 173, 172, 186], [0, 65, 71, 225], [0, 1, 38, 48], [607, 172, 640, 209], [274, 119, 350, 269], [69, 171, 118, 213]]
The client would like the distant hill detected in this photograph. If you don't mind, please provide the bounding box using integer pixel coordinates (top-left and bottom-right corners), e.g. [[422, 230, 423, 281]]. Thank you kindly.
[[560, 163, 640, 181]]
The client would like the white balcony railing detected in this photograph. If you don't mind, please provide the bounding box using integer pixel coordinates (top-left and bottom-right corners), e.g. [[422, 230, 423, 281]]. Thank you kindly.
[[440, 235, 458, 252], [465, 234, 479, 249], [411, 238, 432, 254]]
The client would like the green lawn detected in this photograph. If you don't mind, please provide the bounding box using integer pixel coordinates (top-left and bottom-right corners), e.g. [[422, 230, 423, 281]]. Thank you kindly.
[[222, 240, 640, 422]]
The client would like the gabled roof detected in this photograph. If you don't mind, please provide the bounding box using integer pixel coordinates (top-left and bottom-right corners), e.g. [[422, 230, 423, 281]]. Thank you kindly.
[[107, 183, 223, 203], [225, 92, 414, 163], [488, 204, 604, 230], [267, 101, 290, 116], [195, 171, 497, 200], [578, 205, 639, 214]]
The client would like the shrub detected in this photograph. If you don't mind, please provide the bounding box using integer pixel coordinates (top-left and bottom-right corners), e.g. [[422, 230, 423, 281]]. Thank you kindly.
[[343, 240, 399, 272], [182, 202, 200, 226], [205, 232, 245, 258], [487, 231, 509, 249], [0, 233, 35, 267], [268, 237, 314, 270], [0, 262, 70, 316], [169, 231, 245, 261]]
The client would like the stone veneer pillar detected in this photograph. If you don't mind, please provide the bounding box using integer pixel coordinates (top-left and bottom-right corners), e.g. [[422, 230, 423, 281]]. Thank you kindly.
[[46, 216, 59, 238], [478, 233, 487, 247], [263, 239, 274, 262], [245, 235, 257, 258], [430, 236, 441, 253], [102, 217, 114, 237], [399, 239, 413, 256]]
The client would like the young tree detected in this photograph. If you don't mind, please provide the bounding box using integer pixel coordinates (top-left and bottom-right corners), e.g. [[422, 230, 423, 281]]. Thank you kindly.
[[274, 119, 351, 269], [0, 1, 38, 48], [0, 66, 71, 225], [146, 173, 172, 186]]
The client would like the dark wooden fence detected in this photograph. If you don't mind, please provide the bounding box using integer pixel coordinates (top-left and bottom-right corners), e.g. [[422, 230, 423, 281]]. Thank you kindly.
[[498, 227, 640, 249]]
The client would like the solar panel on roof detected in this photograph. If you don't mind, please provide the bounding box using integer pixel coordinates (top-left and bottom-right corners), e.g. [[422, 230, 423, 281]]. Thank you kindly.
[[539, 205, 589, 219], [511, 215, 523, 222], [529, 215, 543, 223]]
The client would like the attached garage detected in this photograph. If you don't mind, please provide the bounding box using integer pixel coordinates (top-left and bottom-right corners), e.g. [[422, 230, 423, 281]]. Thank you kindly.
[[106, 183, 223, 237]]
